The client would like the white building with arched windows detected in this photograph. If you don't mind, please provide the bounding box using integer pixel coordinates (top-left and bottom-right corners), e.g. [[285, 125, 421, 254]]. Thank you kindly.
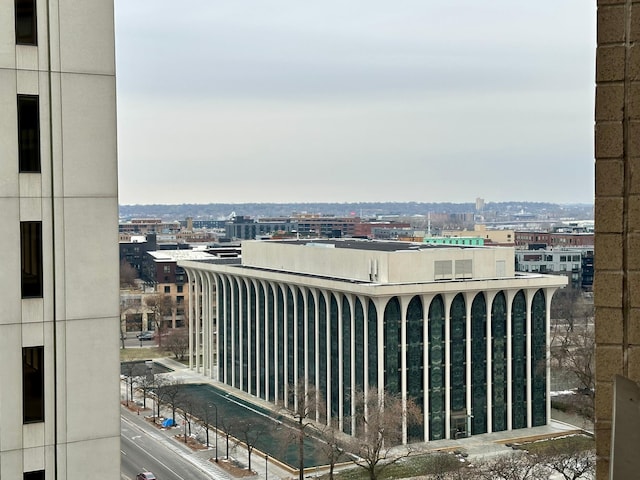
[[180, 239, 566, 443]]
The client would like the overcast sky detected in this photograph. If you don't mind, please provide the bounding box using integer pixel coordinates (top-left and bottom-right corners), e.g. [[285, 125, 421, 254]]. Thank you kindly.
[[114, 1, 596, 206]]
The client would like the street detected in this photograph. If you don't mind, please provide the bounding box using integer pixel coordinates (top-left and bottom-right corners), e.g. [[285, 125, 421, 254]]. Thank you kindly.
[[121, 414, 219, 480]]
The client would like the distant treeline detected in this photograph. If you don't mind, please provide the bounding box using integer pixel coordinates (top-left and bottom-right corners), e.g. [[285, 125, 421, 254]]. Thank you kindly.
[[119, 202, 593, 222]]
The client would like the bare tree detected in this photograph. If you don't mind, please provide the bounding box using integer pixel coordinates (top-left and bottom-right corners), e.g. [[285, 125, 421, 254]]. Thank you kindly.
[[177, 390, 197, 443], [157, 379, 183, 424], [219, 413, 236, 459], [540, 443, 595, 480], [120, 259, 139, 288], [151, 376, 170, 422], [233, 417, 266, 471], [423, 453, 465, 480], [474, 452, 548, 480], [145, 293, 175, 347], [164, 328, 189, 360], [121, 362, 138, 407], [137, 370, 155, 410], [195, 399, 217, 451], [550, 290, 595, 418], [282, 380, 320, 480], [315, 418, 345, 480], [345, 387, 423, 480]]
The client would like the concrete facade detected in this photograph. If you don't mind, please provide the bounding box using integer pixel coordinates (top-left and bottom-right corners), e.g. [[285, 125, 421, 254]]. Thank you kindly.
[[594, 1, 640, 478], [0, 0, 120, 478], [182, 240, 566, 443]]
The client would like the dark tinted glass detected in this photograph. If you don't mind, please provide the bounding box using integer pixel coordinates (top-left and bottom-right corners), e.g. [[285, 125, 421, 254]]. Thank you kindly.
[[21, 221, 43, 298], [17, 95, 41, 173], [23, 346, 44, 423], [15, 0, 37, 45]]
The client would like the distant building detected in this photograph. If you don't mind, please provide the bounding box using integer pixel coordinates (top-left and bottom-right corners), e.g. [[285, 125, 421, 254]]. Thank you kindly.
[[119, 218, 182, 235], [225, 216, 297, 240], [140, 247, 241, 331], [119, 233, 158, 277], [515, 247, 594, 290], [424, 236, 485, 246], [181, 239, 566, 443], [441, 225, 515, 246], [293, 214, 362, 238], [1, 0, 120, 477], [514, 231, 594, 248]]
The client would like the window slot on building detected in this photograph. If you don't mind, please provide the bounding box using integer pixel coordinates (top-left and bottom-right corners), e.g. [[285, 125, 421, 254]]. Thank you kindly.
[[23, 346, 44, 423], [455, 259, 472, 279], [15, 0, 37, 45], [434, 260, 452, 280], [17, 95, 41, 173], [24, 471, 45, 480], [21, 221, 43, 298]]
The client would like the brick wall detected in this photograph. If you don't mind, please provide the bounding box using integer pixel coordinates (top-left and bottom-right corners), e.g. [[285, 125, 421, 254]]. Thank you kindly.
[[595, 1, 640, 478]]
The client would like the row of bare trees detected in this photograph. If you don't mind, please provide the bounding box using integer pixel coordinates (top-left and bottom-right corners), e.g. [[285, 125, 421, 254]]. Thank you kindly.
[[284, 383, 423, 480], [550, 289, 595, 419], [422, 447, 595, 480], [121, 367, 594, 480]]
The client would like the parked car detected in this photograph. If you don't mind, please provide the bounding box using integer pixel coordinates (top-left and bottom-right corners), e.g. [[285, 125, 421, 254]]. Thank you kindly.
[[136, 331, 154, 341], [136, 473, 156, 480]]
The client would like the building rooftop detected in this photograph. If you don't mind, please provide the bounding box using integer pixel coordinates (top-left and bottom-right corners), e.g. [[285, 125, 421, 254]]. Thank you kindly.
[[271, 238, 482, 252], [147, 250, 219, 262]]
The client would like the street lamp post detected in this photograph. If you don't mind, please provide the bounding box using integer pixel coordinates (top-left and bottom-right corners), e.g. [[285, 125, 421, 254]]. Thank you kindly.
[[265, 453, 269, 480], [210, 403, 218, 462]]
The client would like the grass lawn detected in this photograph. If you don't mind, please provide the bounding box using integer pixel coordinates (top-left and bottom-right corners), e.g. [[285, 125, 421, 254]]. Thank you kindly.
[[516, 434, 594, 455], [120, 346, 168, 362]]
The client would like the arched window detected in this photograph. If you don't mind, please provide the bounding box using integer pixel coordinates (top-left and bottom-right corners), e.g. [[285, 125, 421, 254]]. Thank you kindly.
[[471, 292, 487, 435], [407, 296, 424, 442], [491, 291, 507, 432], [428, 295, 445, 440], [531, 290, 547, 426], [383, 297, 401, 395], [511, 290, 527, 429]]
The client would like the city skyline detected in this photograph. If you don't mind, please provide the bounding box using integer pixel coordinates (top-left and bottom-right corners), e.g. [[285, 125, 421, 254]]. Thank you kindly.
[[115, 1, 596, 206]]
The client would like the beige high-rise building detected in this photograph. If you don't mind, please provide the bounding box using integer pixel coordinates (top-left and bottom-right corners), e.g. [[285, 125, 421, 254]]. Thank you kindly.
[[0, 0, 120, 478]]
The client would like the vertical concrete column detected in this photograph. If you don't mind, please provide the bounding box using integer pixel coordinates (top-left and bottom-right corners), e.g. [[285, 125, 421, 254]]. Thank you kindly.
[[272, 281, 280, 403], [215, 275, 224, 381], [199, 271, 207, 375], [314, 289, 321, 422], [292, 286, 299, 400], [194, 271, 201, 373], [245, 278, 252, 393], [423, 294, 432, 442], [349, 295, 357, 435], [186, 269, 194, 370], [281, 284, 288, 407], [594, 2, 636, 477], [465, 294, 472, 436], [261, 280, 269, 401], [337, 293, 344, 432], [400, 296, 408, 444], [444, 294, 452, 439]]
